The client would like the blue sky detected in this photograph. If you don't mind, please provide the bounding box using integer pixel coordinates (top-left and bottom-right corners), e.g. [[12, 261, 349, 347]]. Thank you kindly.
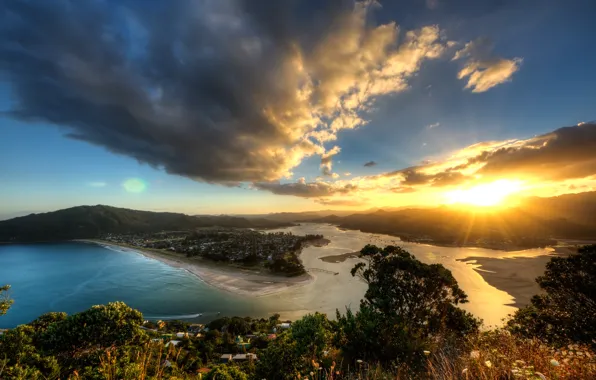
[[1, 0, 595, 218]]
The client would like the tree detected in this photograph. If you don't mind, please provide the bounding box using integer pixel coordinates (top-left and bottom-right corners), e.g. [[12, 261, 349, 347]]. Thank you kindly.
[[336, 245, 480, 365], [255, 333, 302, 380], [1, 284, 13, 316], [290, 312, 334, 360], [507, 244, 596, 348], [40, 301, 145, 354], [204, 364, 248, 380]]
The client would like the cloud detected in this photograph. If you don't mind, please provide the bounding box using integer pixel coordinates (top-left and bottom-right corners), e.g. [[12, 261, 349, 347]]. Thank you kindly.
[[427, 122, 440, 129], [391, 186, 417, 193], [316, 198, 367, 206], [364, 161, 377, 167], [252, 180, 357, 198], [344, 172, 352, 176], [453, 38, 522, 92], [1, 0, 448, 188], [320, 146, 341, 177], [368, 122, 596, 191], [87, 181, 107, 187]]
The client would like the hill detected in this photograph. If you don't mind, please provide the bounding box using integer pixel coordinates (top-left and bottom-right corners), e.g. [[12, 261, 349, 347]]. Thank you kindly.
[[309, 192, 596, 248], [0, 205, 291, 243]]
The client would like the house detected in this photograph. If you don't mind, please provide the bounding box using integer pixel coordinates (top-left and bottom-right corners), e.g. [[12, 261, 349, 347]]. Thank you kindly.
[[165, 340, 181, 348], [232, 353, 257, 361], [220, 354, 233, 363], [176, 332, 187, 338], [188, 324, 204, 333], [279, 322, 291, 329], [235, 335, 251, 350]]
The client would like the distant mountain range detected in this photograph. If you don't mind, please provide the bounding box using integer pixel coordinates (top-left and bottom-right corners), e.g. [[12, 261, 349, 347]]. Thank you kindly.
[[235, 206, 419, 223], [4, 191, 596, 245], [301, 192, 596, 248], [0, 205, 291, 243]]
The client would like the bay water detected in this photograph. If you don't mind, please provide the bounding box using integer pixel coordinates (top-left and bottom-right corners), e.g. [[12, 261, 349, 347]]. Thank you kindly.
[[0, 224, 551, 328]]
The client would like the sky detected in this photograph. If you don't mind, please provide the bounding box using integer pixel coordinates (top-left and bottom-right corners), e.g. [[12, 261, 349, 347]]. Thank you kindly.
[[1, 0, 596, 218]]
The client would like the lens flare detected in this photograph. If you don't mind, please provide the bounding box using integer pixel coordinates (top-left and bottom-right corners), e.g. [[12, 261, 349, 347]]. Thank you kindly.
[[122, 178, 147, 193]]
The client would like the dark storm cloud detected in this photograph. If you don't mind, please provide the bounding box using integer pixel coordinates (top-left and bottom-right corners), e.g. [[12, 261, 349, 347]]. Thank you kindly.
[[363, 161, 377, 167], [0, 0, 448, 190], [253, 180, 357, 198]]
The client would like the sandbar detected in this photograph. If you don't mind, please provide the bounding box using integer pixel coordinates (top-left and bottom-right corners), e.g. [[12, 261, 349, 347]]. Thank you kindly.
[[319, 251, 360, 263], [458, 248, 575, 308]]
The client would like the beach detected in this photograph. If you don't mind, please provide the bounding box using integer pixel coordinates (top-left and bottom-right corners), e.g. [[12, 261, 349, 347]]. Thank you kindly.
[[76, 240, 313, 297]]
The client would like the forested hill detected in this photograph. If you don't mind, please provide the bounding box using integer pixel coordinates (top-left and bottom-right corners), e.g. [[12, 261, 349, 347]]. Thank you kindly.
[[0, 205, 291, 242]]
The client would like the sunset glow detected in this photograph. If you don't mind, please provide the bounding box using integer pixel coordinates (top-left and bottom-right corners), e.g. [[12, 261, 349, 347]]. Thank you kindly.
[[443, 180, 523, 207]]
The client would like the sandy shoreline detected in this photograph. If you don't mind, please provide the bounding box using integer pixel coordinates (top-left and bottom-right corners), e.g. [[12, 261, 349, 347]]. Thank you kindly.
[[75, 239, 313, 297], [458, 246, 576, 308]]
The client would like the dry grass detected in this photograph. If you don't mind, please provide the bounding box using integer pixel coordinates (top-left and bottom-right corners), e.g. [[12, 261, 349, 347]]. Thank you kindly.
[[428, 330, 596, 380]]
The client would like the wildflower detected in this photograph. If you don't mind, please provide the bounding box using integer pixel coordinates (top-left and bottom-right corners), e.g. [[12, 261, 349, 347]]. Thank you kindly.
[[470, 350, 480, 359], [423, 350, 431, 356], [310, 372, 314, 376], [484, 360, 492, 368], [534, 372, 547, 380], [550, 359, 560, 366], [462, 368, 468, 375], [356, 359, 363, 364]]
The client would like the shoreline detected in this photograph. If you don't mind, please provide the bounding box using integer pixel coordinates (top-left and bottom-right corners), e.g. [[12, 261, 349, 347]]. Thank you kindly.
[[74, 239, 314, 298], [458, 246, 576, 308]]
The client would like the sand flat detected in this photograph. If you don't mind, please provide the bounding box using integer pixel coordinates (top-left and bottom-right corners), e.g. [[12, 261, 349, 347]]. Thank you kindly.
[[458, 254, 560, 307]]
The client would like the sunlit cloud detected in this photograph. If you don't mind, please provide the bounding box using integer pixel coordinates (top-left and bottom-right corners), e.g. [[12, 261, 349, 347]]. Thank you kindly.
[[453, 38, 522, 92], [301, 122, 596, 208], [427, 122, 440, 129]]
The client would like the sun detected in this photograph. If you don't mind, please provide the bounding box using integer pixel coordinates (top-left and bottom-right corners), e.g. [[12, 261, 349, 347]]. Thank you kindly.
[[443, 179, 523, 207]]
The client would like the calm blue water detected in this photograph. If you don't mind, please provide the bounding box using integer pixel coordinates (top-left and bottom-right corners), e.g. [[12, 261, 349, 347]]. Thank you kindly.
[[0, 242, 288, 328]]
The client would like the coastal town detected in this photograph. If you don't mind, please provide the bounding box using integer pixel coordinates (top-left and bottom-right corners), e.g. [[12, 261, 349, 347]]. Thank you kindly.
[[101, 229, 327, 276]]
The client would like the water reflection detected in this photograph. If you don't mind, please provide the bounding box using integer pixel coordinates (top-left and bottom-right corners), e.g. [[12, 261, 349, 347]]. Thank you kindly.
[[264, 224, 551, 327]]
